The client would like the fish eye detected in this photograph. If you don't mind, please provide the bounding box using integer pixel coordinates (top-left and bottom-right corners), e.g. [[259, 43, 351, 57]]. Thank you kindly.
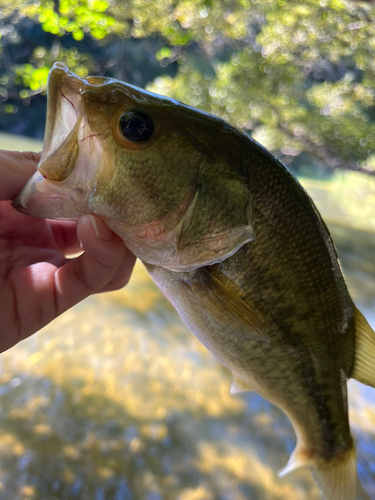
[[119, 110, 154, 142]]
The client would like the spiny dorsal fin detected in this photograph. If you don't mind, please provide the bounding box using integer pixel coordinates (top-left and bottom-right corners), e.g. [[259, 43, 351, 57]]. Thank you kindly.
[[230, 375, 253, 394], [351, 307, 375, 388], [189, 268, 268, 343]]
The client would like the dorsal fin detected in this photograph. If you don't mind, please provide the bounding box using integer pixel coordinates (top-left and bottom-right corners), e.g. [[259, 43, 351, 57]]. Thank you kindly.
[[351, 307, 375, 387]]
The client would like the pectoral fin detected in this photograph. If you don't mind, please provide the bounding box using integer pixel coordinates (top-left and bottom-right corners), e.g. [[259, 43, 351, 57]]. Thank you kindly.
[[189, 268, 268, 343], [351, 307, 375, 387]]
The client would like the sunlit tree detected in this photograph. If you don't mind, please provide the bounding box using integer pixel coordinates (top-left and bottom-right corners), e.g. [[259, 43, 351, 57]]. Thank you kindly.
[[0, 0, 374, 174]]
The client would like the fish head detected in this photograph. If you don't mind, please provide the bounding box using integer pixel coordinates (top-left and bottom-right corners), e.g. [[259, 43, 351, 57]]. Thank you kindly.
[[13, 63, 254, 271], [13, 62, 200, 224]]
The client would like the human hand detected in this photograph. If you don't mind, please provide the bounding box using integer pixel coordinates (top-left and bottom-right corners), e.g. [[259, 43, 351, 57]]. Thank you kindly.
[[0, 150, 136, 352]]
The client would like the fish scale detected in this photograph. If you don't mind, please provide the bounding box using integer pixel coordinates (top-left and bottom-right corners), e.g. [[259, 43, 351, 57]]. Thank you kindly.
[[13, 62, 375, 500]]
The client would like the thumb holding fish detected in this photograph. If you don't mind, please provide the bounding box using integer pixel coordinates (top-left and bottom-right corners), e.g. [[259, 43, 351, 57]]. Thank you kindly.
[[61, 213, 136, 300], [0, 150, 135, 352]]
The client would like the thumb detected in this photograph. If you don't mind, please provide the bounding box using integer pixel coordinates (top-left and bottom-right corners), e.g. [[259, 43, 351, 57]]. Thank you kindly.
[[54, 215, 130, 314]]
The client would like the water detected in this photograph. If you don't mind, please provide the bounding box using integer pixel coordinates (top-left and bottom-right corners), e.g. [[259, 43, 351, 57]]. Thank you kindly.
[[0, 136, 374, 500]]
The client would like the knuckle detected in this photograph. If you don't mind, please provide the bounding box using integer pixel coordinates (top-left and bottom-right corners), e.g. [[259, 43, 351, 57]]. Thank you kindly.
[[109, 271, 132, 290], [74, 260, 98, 292], [24, 151, 42, 164]]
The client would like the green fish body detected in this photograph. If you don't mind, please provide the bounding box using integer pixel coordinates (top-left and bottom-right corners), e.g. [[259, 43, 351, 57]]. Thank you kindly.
[[13, 63, 375, 500]]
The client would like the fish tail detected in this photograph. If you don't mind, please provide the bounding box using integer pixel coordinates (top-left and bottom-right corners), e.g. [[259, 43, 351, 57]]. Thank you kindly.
[[351, 307, 375, 387], [279, 445, 357, 500], [311, 446, 357, 500]]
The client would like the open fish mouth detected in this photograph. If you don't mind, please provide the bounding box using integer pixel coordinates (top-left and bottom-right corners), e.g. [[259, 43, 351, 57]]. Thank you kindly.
[[39, 63, 84, 180], [12, 62, 106, 219], [45, 66, 79, 148]]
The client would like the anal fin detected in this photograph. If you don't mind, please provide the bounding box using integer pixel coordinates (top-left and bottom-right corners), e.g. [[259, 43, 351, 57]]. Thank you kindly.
[[351, 307, 375, 387], [230, 374, 254, 394]]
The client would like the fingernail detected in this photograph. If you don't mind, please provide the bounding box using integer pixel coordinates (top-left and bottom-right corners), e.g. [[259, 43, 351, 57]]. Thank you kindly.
[[88, 214, 113, 241]]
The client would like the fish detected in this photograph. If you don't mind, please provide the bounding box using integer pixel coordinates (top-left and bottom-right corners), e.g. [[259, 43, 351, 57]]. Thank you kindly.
[[12, 62, 375, 500]]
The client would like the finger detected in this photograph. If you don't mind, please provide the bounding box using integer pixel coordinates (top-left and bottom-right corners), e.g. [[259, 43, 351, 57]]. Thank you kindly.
[[8, 216, 131, 344], [96, 249, 136, 293], [0, 150, 41, 200], [49, 220, 82, 256], [54, 215, 129, 314]]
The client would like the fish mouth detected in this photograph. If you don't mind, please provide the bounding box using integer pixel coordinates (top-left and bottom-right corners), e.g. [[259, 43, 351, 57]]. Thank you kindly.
[[42, 62, 114, 167], [42, 62, 83, 168], [12, 62, 105, 219]]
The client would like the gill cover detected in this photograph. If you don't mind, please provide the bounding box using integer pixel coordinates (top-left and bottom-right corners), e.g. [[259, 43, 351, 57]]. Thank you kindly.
[[109, 175, 255, 272]]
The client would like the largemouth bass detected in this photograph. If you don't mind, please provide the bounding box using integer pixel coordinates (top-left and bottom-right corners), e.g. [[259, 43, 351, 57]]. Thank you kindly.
[[13, 63, 375, 500]]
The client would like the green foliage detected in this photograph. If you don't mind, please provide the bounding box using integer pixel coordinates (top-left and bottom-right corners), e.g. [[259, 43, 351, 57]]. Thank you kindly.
[[20, 0, 120, 39], [147, 0, 375, 172], [16, 64, 50, 91], [1, 44, 94, 104], [1, 0, 375, 173]]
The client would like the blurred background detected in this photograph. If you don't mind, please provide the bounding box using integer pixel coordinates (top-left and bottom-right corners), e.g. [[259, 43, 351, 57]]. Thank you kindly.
[[0, 0, 375, 499]]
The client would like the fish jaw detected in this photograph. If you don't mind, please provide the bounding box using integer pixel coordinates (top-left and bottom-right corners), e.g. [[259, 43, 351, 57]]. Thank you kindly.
[[12, 171, 87, 219], [12, 62, 105, 220]]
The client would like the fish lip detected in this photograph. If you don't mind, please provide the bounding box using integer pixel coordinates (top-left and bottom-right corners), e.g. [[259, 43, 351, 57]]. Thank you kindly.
[[12, 63, 103, 219], [11, 170, 85, 219], [42, 63, 85, 164], [12, 171, 41, 210], [42, 63, 114, 164]]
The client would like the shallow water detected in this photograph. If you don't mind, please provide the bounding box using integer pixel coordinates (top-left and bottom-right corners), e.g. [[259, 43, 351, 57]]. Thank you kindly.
[[0, 137, 374, 500]]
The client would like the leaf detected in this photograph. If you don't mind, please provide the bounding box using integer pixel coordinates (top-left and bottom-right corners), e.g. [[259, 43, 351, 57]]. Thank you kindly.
[[73, 29, 84, 40]]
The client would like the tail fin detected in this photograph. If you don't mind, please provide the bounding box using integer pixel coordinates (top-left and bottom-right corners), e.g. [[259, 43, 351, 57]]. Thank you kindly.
[[351, 307, 375, 387], [311, 447, 357, 500], [279, 445, 357, 500]]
